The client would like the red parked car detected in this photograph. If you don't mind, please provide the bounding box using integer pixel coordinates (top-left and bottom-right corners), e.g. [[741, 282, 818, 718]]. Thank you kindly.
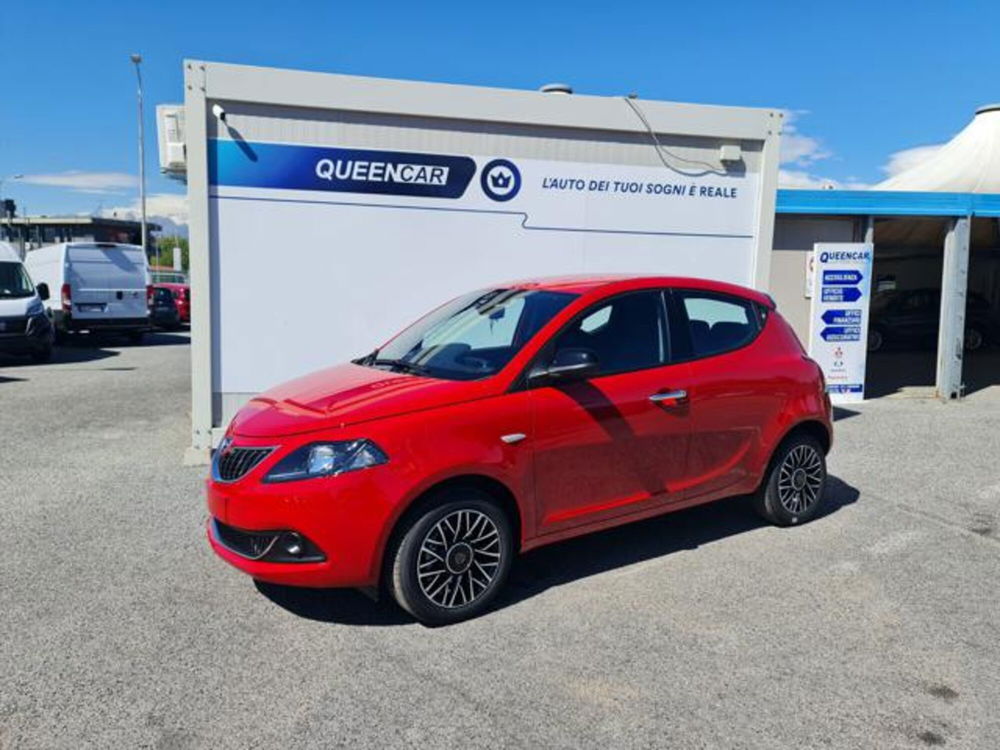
[[207, 276, 832, 625], [154, 282, 190, 324]]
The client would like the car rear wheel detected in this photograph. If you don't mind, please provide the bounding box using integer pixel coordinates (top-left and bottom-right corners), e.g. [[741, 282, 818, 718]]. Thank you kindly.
[[390, 489, 513, 626], [964, 327, 984, 351], [867, 327, 884, 352], [754, 433, 828, 526]]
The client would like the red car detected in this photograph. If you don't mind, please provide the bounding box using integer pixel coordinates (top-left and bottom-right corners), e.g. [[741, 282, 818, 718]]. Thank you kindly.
[[154, 282, 190, 324], [207, 276, 832, 625]]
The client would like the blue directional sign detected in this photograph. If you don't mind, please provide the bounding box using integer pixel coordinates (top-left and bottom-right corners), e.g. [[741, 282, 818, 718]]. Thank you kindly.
[[821, 309, 863, 325], [810, 244, 873, 404], [822, 270, 864, 285], [821, 287, 863, 303], [828, 384, 863, 394], [820, 326, 862, 342]]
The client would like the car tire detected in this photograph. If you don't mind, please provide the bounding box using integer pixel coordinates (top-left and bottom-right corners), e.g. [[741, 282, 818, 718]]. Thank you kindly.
[[964, 327, 984, 352], [753, 433, 828, 527], [30, 345, 53, 363], [867, 327, 884, 352], [126, 331, 144, 345], [389, 488, 513, 626]]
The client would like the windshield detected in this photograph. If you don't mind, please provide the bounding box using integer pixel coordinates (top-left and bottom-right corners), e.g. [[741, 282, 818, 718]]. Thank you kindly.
[[0, 262, 35, 299], [368, 288, 577, 380], [152, 271, 187, 284]]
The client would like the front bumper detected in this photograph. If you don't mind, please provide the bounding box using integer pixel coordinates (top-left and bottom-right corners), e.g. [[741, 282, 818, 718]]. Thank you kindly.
[[0, 313, 52, 354], [205, 446, 402, 588], [207, 519, 336, 586]]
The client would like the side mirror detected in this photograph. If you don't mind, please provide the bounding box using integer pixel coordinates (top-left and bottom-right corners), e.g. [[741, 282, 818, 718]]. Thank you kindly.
[[36, 282, 50, 301], [529, 347, 600, 384]]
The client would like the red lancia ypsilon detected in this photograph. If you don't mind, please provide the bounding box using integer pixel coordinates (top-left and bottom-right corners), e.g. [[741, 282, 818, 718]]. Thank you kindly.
[[207, 276, 833, 625]]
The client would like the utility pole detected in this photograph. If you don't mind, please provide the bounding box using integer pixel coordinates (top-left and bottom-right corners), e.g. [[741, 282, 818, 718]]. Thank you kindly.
[[130, 54, 149, 266]]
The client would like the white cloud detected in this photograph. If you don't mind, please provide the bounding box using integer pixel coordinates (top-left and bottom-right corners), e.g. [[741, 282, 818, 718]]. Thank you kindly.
[[774, 111, 871, 189], [99, 192, 188, 235], [880, 143, 943, 178], [779, 169, 870, 191], [778, 169, 838, 189], [20, 171, 135, 193], [779, 110, 833, 167]]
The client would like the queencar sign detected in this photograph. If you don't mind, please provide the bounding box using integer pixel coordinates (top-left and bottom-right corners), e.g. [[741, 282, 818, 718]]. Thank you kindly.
[[210, 142, 476, 199], [808, 242, 874, 404], [209, 140, 759, 237]]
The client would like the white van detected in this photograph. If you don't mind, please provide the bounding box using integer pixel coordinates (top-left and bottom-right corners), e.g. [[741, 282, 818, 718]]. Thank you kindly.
[[25, 242, 150, 343], [0, 242, 54, 362]]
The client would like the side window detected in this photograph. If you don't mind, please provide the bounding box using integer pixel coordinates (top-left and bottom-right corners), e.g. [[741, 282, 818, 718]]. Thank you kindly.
[[550, 291, 666, 375], [679, 291, 759, 358]]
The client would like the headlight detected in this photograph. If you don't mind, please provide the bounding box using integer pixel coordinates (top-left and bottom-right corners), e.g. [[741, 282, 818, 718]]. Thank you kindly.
[[27, 299, 44, 316], [264, 439, 388, 483]]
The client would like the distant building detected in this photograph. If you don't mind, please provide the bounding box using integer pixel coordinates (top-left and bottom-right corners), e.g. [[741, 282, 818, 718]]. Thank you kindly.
[[0, 215, 160, 254]]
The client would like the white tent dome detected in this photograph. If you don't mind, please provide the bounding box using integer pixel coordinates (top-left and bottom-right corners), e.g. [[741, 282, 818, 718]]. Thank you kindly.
[[875, 105, 1000, 193]]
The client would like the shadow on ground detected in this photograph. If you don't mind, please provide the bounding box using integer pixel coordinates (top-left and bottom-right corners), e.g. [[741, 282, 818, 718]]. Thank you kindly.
[[256, 475, 860, 627], [833, 406, 861, 422], [0, 330, 189, 370]]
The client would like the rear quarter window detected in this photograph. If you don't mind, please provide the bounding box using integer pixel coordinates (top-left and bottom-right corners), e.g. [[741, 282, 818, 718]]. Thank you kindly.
[[676, 290, 761, 359]]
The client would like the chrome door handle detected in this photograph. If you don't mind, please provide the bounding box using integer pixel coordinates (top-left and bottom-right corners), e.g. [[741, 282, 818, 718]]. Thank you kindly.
[[649, 390, 688, 404]]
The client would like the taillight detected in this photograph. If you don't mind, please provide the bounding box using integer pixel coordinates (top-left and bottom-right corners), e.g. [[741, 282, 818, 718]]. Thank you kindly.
[[146, 285, 154, 307], [61, 283, 71, 312]]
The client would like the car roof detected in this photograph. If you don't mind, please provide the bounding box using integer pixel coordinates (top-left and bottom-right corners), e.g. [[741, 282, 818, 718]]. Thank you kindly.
[[502, 274, 773, 307]]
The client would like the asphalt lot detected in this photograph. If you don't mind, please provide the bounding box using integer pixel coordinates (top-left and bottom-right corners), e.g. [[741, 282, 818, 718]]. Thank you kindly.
[[2, 334, 999, 749]]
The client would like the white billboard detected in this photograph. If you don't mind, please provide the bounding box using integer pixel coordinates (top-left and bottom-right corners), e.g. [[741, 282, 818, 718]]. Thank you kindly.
[[181, 61, 781, 454], [210, 141, 764, 394]]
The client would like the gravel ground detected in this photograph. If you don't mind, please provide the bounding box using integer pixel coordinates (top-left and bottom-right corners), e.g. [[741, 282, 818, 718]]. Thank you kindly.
[[1, 334, 998, 749]]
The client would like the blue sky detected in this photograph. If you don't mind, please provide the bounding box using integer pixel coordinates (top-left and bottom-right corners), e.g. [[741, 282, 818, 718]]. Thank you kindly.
[[2, 0, 998, 232]]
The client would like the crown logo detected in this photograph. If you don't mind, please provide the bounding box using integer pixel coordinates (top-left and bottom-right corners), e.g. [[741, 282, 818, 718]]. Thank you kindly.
[[489, 170, 512, 189]]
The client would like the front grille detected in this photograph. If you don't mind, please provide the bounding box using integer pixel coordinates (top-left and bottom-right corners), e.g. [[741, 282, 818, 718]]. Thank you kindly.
[[213, 520, 279, 560], [0, 316, 28, 335], [214, 446, 273, 482]]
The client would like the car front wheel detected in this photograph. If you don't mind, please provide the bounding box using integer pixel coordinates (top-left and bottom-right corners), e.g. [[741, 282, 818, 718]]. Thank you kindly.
[[754, 433, 828, 526], [389, 489, 513, 626]]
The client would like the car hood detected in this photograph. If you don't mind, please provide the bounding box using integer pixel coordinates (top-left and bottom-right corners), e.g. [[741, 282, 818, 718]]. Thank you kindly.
[[0, 295, 36, 316], [230, 363, 491, 438]]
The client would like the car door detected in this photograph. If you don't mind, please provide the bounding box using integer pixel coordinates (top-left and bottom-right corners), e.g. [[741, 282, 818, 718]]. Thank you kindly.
[[529, 290, 692, 536], [892, 290, 937, 347], [101, 246, 147, 321], [66, 245, 111, 319], [670, 289, 783, 502]]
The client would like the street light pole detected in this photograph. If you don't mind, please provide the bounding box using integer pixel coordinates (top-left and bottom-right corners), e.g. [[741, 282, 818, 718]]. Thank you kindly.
[[130, 53, 150, 267]]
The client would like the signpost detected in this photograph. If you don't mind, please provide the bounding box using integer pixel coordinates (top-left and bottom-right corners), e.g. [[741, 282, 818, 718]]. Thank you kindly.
[[808, 243, 874, 404]]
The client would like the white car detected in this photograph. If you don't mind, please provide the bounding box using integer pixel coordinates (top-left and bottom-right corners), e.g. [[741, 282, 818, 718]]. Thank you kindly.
[[0, 242, 54, 362], [25, 242, 150, 343]]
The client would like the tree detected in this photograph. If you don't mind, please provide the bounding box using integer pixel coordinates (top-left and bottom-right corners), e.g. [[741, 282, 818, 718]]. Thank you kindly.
[[151, 235, 189, 271]]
